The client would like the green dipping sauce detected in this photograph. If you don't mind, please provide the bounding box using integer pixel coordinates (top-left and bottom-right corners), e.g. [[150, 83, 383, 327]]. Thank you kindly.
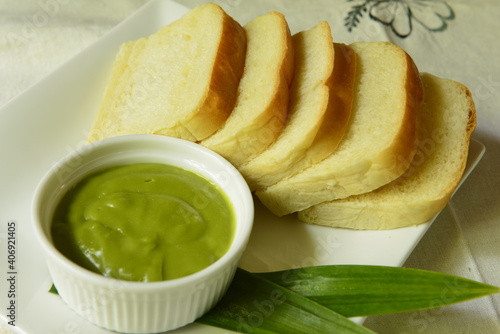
[[51, 163, 235, 282]]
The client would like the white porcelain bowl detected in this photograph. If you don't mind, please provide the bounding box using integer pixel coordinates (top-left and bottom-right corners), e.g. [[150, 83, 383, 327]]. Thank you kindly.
[[32, 134, 254, 333]]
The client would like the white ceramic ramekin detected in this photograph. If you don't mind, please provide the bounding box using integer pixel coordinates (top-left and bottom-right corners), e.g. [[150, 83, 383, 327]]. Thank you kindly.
[[32, 134, 254, 333]]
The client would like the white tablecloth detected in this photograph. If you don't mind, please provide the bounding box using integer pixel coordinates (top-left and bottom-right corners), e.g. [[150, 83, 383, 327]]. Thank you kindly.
[[1, 0, 498, 333]]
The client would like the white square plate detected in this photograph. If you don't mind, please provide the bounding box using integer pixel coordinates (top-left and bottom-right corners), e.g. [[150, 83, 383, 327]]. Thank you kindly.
[[0, 1, 485, 333]]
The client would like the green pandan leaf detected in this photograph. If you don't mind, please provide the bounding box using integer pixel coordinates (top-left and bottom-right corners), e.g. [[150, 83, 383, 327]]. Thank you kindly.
[[257, 265, 499, 317], [197, 267, 374, 334], [49, 284, 58, 294], [49, 265, 499, 333]]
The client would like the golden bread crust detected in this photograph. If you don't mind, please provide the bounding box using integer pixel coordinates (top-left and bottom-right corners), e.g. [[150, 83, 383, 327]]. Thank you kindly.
[[186, 7, 247, 140], [200, 11, 294, 166]]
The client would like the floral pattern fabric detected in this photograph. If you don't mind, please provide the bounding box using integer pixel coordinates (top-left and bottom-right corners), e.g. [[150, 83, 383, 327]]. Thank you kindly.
[[345, 0, 455, 38]]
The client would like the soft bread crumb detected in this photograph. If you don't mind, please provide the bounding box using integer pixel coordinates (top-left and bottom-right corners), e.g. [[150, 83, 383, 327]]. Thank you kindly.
[[298, 73, 476, 230], [257, 41, 423, 216], [88, 3, 246, 143], [238, 22, 355, 191]]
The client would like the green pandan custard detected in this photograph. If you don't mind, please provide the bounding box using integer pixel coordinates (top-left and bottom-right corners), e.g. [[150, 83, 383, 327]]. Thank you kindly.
[[51, 163, 235, 282]]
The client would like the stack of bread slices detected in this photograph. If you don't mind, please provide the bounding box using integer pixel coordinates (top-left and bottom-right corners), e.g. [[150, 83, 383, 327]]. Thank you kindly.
[[88, 3, 476, 230]]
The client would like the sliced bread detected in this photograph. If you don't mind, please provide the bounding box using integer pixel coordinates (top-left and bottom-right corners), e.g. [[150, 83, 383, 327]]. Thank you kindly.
[[200, 11, 294, 167], [298, 73, 477, 230], [238, 22, 356, 191], [88, 3, 246, 143], [257, 41, 423, 216]]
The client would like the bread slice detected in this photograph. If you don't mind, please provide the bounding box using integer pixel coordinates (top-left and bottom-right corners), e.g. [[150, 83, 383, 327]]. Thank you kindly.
[[238, 22, 356, 191], [257, 41, 423, 216], [200, 11, 294, 167], [298, 73, 477, 230], [87, 3, 246, 143]]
